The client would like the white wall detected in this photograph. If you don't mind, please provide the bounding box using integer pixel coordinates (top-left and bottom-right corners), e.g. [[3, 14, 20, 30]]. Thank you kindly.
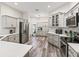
[[0, 3, 23, 35], [22, 13, 28, 19]]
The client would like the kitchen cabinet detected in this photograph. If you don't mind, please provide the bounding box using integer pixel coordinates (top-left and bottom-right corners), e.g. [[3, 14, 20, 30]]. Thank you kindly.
[[52, 15, 59, 26], [7, 16, 17, 27], [48, 33, 60, 48], [68, 45, 78, 57], [15, 34, 19, 43], [49, 12, 65, 27], [8, 35, 16, 42], [2, 15, 17, 28]]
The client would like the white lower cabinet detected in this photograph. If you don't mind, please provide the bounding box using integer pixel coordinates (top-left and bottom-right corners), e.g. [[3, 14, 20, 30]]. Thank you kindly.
[[68, 46, 77, 57], [48, 33, 60, 48]]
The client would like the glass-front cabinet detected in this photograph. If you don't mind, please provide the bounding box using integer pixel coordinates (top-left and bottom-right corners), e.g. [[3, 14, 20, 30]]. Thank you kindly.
[[49, 12, 66, 27]]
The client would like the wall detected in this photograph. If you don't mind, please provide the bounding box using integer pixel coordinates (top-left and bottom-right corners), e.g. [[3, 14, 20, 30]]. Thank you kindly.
[[0, 3, 23, 35]]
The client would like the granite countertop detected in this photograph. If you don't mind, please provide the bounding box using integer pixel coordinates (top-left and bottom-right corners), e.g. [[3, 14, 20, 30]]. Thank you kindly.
[[68, 43, 79, 53], [0, 33, 18, 36], [0, 33, 19, 40], [48, 31, 70, 37], [0, 41, 32, 57]]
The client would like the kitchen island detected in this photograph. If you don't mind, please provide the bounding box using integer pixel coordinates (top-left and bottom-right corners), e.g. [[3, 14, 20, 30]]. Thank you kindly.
[[0, 41, 32, 57], [47, 31, 70, 48]]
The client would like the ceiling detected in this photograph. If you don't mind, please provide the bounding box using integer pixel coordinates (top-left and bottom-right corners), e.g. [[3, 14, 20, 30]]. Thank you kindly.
[[3, 2, 71, 17]]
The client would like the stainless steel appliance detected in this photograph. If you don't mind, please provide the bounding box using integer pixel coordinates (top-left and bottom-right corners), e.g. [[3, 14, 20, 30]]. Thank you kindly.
[[66, 13, 78, 27], [19, 22, 29, 44], [55, 28, 62, 34], [74, 32, 79, 43], [60, 32, 79, 57], [60, 37, 68, 57]]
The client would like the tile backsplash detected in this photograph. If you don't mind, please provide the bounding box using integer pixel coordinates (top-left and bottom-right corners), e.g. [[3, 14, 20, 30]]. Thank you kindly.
[[49, 23, 79, 34]]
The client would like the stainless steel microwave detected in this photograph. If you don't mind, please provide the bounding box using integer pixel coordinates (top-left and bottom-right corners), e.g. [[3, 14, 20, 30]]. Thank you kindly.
[[66, 13, 78, 27]]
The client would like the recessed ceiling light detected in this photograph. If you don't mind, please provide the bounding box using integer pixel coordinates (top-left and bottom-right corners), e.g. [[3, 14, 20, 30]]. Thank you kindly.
[[48, 5, 51, 8], [14, 2, 18, 5]]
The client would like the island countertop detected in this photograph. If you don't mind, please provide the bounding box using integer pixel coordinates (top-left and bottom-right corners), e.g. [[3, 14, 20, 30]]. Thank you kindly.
[[0, 41, 32, 57], [0, 33, 19, 40], [48, 31, 70, 37]]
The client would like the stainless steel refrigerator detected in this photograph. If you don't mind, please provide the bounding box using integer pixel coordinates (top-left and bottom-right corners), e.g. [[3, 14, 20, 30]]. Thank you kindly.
[[19, 22, 29, 44]]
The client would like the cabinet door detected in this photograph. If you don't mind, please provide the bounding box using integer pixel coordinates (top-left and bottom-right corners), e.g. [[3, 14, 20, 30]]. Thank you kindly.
[[56, 15, 59, 26], [48, 34, 55, 45], [48, 34, 60, 48], [58, 15, 64, 27], [2, 15, 17, 27], [7, 17, 17, 27], [50, 13, 66, 27], [8, 35, 15, 42], [52, 34, 59, 47], [2, 16, 7, 27], [15, 34, 19, 43], [52, 16, 54, 26]]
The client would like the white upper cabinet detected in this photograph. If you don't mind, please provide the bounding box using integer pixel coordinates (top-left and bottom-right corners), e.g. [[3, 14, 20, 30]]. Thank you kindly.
[[49, 12, 66, 27], [2, 15, 17, 28], [6, 16, 17, 27]]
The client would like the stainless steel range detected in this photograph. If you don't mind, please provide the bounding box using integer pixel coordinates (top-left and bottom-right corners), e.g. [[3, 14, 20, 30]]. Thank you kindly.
[[60, 37, 68, 57], [60, 32, 79, 57]]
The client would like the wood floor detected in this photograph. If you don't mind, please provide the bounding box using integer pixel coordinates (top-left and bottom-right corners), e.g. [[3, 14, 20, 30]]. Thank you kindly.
[[25, 36, 61, 57]]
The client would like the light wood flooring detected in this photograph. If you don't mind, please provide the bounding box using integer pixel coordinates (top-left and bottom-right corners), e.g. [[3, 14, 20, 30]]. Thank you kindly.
[[25, 36, 61, 57]]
